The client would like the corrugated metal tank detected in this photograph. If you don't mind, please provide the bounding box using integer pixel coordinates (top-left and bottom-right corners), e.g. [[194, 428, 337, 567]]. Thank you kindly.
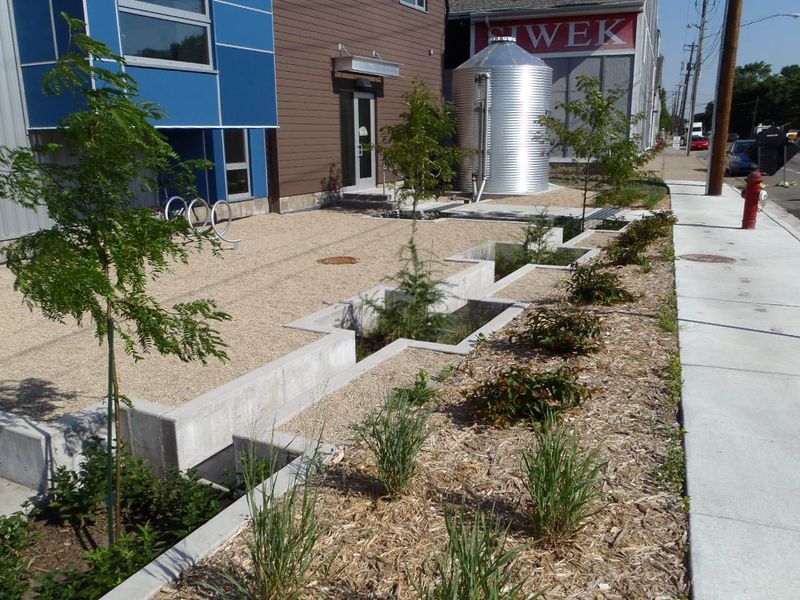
[[453, 37, 553, 196]]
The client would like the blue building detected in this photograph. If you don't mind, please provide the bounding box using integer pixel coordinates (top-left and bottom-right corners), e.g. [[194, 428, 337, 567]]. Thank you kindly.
[[10, 0, 277, 211]]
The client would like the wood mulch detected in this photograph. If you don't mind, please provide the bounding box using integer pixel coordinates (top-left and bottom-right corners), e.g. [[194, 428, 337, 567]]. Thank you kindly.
[[159, 235, 688, 600]]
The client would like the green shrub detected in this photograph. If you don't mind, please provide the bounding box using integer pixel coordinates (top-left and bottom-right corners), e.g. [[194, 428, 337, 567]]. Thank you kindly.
[[567, 263, 636, 305], [467, 365, 591, 428], [511, 307, 601, 354], [47, 439, 222, 545], [357, 400, 430, 497], [0, 512, 32, 600], [391, 369, 438, 407], [415, 508, 533, 599], [521, 423, 605, 544], [35, 524, 163, 600], [46, 438, 110, 529], [365, 239, 453, 344], [606, 211, 677, 267]]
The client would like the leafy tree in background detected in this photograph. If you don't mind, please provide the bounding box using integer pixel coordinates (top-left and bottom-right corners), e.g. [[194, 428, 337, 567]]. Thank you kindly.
[[704, 62, 800, 137], [659, 88, 672, 134], [540, 75, 657, 232], [0, 17, 230, 545]]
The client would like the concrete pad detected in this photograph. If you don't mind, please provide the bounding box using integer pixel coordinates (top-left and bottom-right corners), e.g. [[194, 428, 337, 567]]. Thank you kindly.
[[678, 321, 800, 376], [689, 513, 800, 600], [0, 477, 36, 516], [684, 427, 800, 531], [677, 297, 800, 337], [675, 257, 800, 308], [682, 365, 800, 443]]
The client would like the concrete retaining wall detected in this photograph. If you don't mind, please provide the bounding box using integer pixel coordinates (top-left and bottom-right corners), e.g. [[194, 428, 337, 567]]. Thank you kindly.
[[120, 329, 355, 475], [0, 406, 105, 492]]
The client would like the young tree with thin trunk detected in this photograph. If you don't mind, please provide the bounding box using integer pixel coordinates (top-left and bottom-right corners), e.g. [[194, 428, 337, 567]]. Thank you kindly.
[[0, 17, 230, 545], [540, 75, 656, 231], [368, 81, 465, 342]]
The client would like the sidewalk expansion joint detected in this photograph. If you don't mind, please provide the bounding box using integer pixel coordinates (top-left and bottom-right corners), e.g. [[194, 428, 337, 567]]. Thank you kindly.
[[692, 511, 800, 535], [676, 295, 800, 310], [681, 362, 800, 379], [677, 318, 800, 340]]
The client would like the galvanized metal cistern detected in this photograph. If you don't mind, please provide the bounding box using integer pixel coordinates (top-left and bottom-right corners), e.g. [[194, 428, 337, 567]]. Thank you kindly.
[[453, 36, 553, 200]]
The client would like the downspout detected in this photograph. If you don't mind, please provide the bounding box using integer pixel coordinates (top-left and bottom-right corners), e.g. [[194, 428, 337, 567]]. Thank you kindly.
[[474, 71, 490, 202]]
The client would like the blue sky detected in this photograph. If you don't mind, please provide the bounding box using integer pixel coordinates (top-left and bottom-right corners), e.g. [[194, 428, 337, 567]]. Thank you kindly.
[[659, 0, 800, 113]]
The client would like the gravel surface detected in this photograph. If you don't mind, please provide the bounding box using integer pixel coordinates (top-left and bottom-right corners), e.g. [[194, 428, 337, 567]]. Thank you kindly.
[[493, 267, 569, 304], [278, 349, 459, 445], [1, 211, 522, 419]]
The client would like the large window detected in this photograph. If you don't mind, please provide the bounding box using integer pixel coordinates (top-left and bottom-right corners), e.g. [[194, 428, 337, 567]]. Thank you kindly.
[[119, 0, 212, 69], [224, 130, 251, 199]]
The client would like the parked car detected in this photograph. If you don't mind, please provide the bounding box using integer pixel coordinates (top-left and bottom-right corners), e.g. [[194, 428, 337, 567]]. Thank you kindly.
[[725, 139, 757, 175], [690, 135, 709, 151]]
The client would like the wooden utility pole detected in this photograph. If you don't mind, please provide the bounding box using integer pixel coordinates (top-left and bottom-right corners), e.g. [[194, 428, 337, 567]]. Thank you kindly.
[[686, 0, 709, 157], [708, 0, 743, 195], [679, 46, 696, 137]]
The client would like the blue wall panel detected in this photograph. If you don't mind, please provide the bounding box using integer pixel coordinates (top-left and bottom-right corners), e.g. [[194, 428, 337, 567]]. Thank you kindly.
[[163, 130, 212, 201], [214, 0, 271, 13], [248, 129, 267, 198], [209, 129, 227, 200], [22, 65, 83, 127], [128, 67, 220, 127], [52, 0, 85, 56], [217, 47, 276, 127], [213, 3, 273, 51], [12, 1, 56, 63], [85, 0, 121, 54]]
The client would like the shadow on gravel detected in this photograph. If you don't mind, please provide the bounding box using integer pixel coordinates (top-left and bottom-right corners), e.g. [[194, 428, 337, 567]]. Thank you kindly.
[[0, 378, 76, 419]]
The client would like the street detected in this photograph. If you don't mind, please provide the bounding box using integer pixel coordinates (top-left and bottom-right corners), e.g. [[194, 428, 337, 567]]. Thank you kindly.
[[694, 149, 800, 220]]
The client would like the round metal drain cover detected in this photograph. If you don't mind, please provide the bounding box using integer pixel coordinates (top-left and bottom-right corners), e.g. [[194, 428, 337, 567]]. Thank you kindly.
[[317, 256, 359, 265], [679, 254, 736, 264]]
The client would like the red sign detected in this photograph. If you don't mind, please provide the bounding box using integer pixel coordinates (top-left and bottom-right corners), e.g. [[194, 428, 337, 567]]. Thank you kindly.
[[474, 13, 637, 55]]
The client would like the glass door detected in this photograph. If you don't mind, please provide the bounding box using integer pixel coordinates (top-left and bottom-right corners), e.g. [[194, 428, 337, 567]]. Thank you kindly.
[[354, 92, 375, 189]]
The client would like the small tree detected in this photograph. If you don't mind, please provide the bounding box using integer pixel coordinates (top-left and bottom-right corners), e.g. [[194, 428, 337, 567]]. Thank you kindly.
[[540, 75, 657, 231], [367, 81, 465, 342], [379, 79, 464, 214], [0, 18, 230, 544]]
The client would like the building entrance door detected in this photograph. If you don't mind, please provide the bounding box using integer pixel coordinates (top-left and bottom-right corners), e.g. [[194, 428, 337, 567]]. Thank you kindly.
[[341, 92, 376, 191]]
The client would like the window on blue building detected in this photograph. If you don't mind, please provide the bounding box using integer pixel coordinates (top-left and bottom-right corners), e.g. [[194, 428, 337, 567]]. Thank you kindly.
[[224, 130, 251, 199], [119, 0, 212, 69]]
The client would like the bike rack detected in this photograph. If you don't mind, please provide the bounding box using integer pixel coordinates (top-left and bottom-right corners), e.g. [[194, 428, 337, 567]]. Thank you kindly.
[[163, 196, 242, 247]]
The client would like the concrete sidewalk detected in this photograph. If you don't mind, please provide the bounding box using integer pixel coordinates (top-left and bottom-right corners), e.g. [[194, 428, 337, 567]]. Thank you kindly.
[[669, 179, 800, 599]]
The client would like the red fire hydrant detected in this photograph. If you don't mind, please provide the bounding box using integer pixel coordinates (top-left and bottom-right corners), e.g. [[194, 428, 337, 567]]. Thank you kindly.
[[741, 170, 764, 229]]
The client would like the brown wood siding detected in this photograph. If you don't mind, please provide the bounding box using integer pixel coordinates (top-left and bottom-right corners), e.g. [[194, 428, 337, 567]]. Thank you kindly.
[[273, 0, 447, 198]]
